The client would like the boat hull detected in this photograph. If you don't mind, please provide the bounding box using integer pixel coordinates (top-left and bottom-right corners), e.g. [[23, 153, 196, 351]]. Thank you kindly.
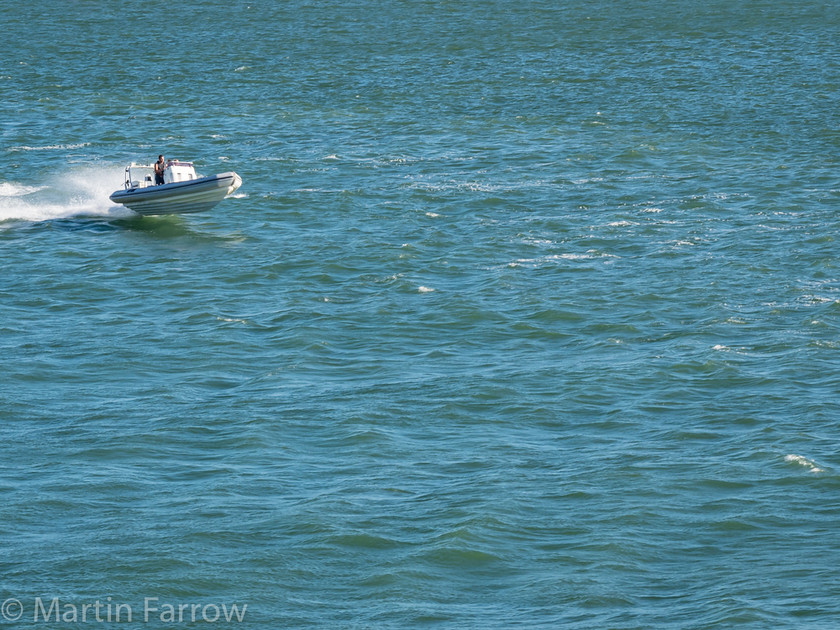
[[109, 172, 242, 216]]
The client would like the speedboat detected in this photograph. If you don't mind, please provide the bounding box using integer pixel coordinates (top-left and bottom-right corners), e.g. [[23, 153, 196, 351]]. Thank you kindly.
[[109, 160, 242, 215]]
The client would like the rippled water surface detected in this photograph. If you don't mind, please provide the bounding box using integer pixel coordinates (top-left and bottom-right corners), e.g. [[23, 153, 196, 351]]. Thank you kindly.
[[3, 1, 840, 627]]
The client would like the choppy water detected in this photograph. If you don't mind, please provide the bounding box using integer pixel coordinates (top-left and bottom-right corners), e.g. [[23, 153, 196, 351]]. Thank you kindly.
[[3, 1, 840, 627]]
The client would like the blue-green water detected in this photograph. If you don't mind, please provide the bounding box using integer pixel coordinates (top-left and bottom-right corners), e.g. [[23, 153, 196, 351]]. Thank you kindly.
[[3, 1, 840, 627]]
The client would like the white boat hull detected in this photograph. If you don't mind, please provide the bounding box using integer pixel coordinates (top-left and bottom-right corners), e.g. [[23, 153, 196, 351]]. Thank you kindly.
[[110, 172, 242, 216]]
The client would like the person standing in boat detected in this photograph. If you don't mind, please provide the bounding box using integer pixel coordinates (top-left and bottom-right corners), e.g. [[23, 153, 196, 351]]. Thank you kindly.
[[154, 155, 166, 185]]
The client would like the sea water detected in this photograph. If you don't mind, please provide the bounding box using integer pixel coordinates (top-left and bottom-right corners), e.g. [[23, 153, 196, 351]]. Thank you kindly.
[[2, 1, 840, 627]]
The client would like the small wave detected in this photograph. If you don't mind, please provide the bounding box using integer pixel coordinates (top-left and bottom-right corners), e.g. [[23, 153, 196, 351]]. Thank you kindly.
[[556, 251, 618, 260], [8, 142, 91, 152], [418, 286, 435, 293], [803, 294, 836, 304], [785, 454, 825, 473], [508, 250, 619, 269], [522, 237, 553, 246], [217, 316, 251, 325]]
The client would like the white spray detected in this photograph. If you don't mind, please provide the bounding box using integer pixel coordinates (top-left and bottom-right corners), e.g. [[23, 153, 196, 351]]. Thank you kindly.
[[0, 165, 135, 224]]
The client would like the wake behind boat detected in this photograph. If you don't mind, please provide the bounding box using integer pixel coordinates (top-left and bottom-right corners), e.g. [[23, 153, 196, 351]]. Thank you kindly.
[[109, 160, 242, 216]]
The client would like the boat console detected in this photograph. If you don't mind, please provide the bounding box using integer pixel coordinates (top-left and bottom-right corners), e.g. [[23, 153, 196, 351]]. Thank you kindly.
[[163, 160, 197, 184], [121, 160, 199, 190]]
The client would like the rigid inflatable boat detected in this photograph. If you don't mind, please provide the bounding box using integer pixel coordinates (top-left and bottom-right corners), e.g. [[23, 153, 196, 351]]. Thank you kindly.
[[110, 161, 242, 216]]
